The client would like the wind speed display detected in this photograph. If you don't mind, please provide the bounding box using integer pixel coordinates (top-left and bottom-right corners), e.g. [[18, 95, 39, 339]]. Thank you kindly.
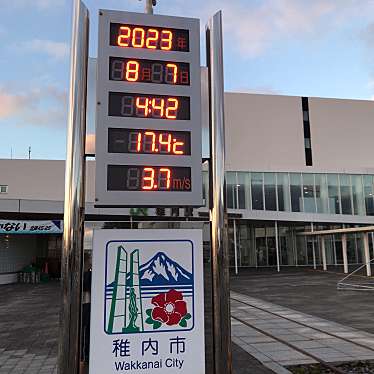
[[95, 10, 202, 207]]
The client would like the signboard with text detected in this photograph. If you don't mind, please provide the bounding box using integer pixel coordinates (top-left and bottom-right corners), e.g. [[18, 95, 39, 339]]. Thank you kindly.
[[95, 10, 203, 207], [0, 220, 62, 234], [89, 229, 205, 373]]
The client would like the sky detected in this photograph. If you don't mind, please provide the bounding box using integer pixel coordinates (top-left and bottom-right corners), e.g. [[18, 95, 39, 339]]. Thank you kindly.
[[1, 0, 374, 160]]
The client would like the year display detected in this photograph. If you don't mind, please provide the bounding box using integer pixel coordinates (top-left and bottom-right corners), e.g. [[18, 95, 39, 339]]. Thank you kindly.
[[110, 23, 189, 52], [108, 128, 191, 155], [109, 57, 190, 85], [108, 92, 190, 120], [107, 165, 191, 191]]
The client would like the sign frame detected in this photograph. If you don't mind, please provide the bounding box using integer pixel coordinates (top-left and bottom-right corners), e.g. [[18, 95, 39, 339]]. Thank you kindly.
[[95, 10, 203, 207], [89, 228, 205, 374]]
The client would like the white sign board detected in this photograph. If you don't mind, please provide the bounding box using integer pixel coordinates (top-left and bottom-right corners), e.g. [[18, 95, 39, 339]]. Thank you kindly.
[[95, 10, 203, 207], [90, 229, 205, 373]]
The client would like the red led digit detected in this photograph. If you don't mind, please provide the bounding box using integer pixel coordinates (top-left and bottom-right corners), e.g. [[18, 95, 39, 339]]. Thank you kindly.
[[142, 167, 155, 190], [144, 131, 156, 152], [125, 60, 139, 82], [132, 27, 145, 48], [136, 132, 142, 152], [135, 97, 149, 117], [146, 28, 159, 49], [151, 98, 164, 118], [165, 64, 177, 84], [160, 30, 172, 50], [159, 168, 171, 189], [159, 133, 172, 153], [128, 132, 139, 152], [117, 26, 131, 47], [165, 98, 179, 119], [173, 140, 185, 155]]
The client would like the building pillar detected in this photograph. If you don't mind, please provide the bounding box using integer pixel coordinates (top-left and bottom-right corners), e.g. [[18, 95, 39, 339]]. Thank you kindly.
[[311, 223, 316, 270], [363, 232, 371, 277], [275, 221, 280, 272], [233, 219, 238, 275], [321, 236, 327, 271], [342, 234, 348, 274]]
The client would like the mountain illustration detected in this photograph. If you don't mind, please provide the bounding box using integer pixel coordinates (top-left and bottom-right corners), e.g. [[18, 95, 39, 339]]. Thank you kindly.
[[139, 252, 192, 286]]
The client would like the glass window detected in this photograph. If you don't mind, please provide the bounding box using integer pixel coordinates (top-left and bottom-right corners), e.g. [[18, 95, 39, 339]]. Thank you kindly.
[[226, 172, 237, 209], [351, 175, 365, 216], [315, 174, 328, 214], [340, 174, 352, 215], [277, 173, 290, 212], [302, 174, 316, 213], [363, 175, 374, 216], [264, 173, 277, 211], [255, 226, 267, 266], [290, 173, 302, 212], [328, 174, 340, 214], [251, 173, 264, 210], [237, 172, 250, 210], [0, 185, 8, 193]]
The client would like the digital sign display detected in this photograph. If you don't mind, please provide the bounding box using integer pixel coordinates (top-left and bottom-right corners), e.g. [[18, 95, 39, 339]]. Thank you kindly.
[[108, 128, 191, 155], [96, 10, 202, 206], [108, 92, 190, 120], [110, 23, 189, 52], [107, 165, 191, 191], [110, 57, 190, 85]]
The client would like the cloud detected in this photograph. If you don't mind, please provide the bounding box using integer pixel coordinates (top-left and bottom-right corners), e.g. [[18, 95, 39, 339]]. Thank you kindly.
[[21, 39, 70, 60], [197, 0, 374, 59], [6, 0, 65, 10], [0, 85, 67, 127]]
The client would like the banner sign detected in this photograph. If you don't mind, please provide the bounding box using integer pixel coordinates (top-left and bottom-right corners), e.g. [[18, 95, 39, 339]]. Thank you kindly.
[[0, 220, 63, 234], [90, 229, 205, 373]]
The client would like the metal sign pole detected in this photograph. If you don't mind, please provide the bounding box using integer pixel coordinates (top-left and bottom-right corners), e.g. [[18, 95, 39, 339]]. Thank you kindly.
[[206, 11, 233, 374], [58, 1, 89, 373]]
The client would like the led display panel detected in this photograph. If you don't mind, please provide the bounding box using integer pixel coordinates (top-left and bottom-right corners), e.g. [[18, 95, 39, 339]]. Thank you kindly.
[[95, 10, 202, 207]]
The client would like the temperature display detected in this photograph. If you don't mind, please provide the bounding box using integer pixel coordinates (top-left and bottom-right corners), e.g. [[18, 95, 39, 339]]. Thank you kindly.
[[109, 57, 190, 85], [107, 165, 191, 191], [108, 128, 191, 155], [108, 92, 190, 120], [110, 23, 189, 52]]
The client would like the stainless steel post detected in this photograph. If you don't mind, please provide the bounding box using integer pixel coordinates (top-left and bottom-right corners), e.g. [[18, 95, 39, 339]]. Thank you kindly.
[[58, 1, 89, 373], [207, 11, 232, 374], [145, 0, 154, 14]]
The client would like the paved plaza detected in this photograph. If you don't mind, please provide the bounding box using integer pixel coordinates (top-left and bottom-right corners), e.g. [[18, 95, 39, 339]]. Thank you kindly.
[[0, 283, 59, 374], [2, 270, 374, 373], [0, 281, 270, 374], [231, 291, 374, 373]]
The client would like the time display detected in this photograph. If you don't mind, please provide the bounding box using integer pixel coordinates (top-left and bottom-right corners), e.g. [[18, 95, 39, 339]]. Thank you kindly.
[[108, 128, 191, 155], [107, 165, 191, 191], [108, 92, 190, 120], [109, 57, 190, 85], [110, 23, 189, 52]]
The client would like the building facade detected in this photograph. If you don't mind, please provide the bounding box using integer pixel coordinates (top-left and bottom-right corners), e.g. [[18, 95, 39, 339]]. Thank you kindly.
[[1, 93, 374, 283]]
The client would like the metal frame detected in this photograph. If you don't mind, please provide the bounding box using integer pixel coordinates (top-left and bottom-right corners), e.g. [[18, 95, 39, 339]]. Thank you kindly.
[[58, 1, 89, 373], [206, 11, 232, 374]]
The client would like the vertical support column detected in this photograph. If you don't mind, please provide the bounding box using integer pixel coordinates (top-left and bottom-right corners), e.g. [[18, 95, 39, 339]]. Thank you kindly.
[[363, 232, 371, 277], [233, 219, 238, 275], [207, 11, 232, 374], [311, 223, 316, 270], [321, 236, 327, 271], [275, 221, 280, 272], [58, 1, 89, 374], [342, 234, 348, 274]]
